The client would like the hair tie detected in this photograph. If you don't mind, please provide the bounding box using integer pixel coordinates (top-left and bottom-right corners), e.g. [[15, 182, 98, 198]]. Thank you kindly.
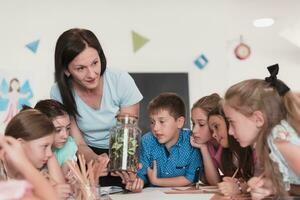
[[265, 64, 290, 96]]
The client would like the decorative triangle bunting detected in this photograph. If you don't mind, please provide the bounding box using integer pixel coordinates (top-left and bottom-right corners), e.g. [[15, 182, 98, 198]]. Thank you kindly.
[[26, 40, 40, 53], [132, 31, 149, 53]]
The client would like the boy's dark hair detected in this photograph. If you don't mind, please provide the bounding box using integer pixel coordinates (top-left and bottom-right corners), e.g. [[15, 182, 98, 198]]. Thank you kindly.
[[147, 92, 185, 119]]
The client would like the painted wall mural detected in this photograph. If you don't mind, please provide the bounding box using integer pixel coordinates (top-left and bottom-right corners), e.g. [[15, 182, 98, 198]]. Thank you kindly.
[[0, 75, 33, 132]]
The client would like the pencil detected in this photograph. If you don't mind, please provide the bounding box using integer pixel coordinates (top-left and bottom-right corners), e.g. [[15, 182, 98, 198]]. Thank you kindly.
[[246, 173, 264, 192], [232, 168, 239, 178]]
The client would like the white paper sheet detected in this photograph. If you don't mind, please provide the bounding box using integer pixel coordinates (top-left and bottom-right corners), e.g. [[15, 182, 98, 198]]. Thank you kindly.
[[110, 188, 214, 200], [110, 190, 166, 200]]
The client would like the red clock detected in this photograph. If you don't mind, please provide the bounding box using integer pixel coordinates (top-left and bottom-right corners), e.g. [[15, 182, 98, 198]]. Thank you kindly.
[[234, 43, 251, 60]]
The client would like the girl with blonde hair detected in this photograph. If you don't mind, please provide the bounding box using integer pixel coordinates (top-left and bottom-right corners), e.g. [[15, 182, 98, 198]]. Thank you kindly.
[[223, 64, 300, 199]]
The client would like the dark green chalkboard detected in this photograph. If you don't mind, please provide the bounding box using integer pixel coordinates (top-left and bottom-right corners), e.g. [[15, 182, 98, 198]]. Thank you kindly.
[[130, 73, 190, 134]]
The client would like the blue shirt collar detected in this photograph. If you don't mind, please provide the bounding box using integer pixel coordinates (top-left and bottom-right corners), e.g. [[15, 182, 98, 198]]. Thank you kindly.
[[156, 129, 183, 148]]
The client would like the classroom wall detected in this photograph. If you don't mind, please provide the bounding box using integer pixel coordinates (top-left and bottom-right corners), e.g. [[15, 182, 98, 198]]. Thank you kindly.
[[0, 0, 299, 128]]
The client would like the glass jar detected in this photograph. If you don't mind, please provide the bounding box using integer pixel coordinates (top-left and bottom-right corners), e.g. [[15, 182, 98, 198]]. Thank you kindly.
[[109, 114, 141, 172]]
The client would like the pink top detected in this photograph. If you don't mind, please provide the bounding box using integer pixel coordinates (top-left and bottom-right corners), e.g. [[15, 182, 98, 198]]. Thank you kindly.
[[207, 142, 223, 171], [0, 180, 32, 199]]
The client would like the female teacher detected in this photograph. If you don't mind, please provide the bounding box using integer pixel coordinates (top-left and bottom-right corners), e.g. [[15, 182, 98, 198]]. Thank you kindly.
[[50, 28, 143, 186]]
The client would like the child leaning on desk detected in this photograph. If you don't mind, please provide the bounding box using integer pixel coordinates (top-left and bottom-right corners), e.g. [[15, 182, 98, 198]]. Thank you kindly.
[[208, 102, 255, 196], [223, 64, 300, 199], [0, 136, 58, 200], [137, 92, 203, 188]]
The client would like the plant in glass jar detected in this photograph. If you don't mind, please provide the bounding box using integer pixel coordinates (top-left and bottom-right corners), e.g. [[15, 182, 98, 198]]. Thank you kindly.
[[109, 114, 141, 173]]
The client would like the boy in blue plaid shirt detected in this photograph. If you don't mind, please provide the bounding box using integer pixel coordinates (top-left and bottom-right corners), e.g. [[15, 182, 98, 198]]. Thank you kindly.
[[137, 92, 203, 187]]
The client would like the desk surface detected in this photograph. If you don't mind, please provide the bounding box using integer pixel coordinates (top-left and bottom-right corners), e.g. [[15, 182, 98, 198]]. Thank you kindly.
[[109, 187, 300, 200], [109, 187, 242, 200]]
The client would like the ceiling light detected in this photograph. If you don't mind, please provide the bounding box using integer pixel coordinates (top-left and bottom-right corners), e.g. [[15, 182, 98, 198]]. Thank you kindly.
[[253, 18, 274, 28]]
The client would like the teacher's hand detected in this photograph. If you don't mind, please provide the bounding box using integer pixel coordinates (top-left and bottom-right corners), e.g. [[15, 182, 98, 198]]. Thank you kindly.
[[95, 153, 109, 177]]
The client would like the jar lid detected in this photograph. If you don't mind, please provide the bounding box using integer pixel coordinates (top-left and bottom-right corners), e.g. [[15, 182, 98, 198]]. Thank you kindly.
[[115, 113, 138, 124]]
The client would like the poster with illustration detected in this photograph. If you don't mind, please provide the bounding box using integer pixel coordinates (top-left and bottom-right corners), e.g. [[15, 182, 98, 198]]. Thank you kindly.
[[0, 73, 34, 133]]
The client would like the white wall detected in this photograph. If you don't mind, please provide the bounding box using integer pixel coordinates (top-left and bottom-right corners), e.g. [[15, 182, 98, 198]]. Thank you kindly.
[[0, 0, 299, 109]]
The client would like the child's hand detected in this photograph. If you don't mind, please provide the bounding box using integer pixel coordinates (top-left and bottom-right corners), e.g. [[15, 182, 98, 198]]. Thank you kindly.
[[190, 136, 206, 149], [147, 160, 159, 185], [218, 177, 241, 196], [53, 183, 72, 200], [0, 136, 31, 170], [65, 168, 77, 185], [247, 176, 274, 200]]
